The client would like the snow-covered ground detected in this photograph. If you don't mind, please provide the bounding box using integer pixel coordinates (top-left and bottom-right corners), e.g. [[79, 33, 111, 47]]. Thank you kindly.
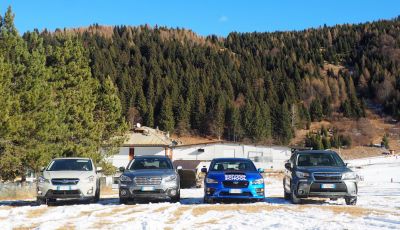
[[1, 155, 400, 229]]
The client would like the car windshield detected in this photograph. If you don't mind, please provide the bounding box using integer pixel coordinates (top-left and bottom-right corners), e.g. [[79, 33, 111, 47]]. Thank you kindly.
[[47, 159, 93, 171], [297, 153, 345, 167], [210, 160, 257, 172], [129, 158, 173, 170]]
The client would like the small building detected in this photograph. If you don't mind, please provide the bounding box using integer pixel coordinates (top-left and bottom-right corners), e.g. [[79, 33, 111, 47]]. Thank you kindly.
[[107, 126, 174, 169], [171, 142, 291, 171]]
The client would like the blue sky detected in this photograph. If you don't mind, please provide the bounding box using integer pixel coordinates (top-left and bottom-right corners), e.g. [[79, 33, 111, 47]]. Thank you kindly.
[[0, 0, 399, 36]]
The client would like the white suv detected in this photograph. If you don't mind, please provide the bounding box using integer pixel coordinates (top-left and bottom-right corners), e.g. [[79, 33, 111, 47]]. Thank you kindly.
[[37, 158, 101, 204]]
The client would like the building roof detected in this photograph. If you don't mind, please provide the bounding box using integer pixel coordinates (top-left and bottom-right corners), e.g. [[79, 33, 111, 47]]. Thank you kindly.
[[122, 126, 173, 147]]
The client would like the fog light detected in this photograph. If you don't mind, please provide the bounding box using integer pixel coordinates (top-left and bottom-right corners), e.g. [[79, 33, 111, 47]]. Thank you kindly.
[[121, 189, 127, 196], [87, 188, 93, 195], [170, 190, 177, 196], [37, 190, 42, 195]]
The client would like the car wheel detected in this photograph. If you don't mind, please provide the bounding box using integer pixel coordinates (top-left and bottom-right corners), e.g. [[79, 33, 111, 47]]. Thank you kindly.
[[345, 196, 357, 205], [284, 190, 290, 200], [290, 190, 302, 204], [119, 198, 130, 204], [171, 192, 180, 203], [36, 197, 46, 205], [92, 187, 100, 203], [203, 197, 214, 204]]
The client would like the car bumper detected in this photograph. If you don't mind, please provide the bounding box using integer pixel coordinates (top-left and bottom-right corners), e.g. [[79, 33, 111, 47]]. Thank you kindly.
[[294, 179, 357, 198], [204, 183, 265, 200], [37, 182, 97, 199], [119, 181, 179, 200]]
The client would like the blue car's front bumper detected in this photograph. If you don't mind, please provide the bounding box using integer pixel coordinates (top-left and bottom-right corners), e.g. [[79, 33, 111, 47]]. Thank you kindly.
[[204, 182, 265, 200]]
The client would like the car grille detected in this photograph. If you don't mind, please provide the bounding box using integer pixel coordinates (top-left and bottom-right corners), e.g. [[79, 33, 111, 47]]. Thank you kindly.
[[51, 178, 80, 185], [134, 176, 162, 185], [223, 181, 249, 188], [50, 190, 81, 195], [313, 173, 342, 181]]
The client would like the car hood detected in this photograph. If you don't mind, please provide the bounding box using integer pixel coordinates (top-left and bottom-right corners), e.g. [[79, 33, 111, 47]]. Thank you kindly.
[[124, 169, 176, 177], [296, 166, 351, 173], [206, 171, 262, 181], [43, 171, 94, 179]]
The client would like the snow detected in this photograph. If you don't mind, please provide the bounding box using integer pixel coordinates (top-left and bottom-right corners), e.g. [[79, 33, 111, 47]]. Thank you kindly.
[[1, 155, 400, 229]]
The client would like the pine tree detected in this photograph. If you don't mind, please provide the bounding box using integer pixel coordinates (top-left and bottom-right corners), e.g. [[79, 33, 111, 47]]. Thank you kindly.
[[210, 95, 226, 140], [310, 98, 323, 121], [159, 96, 175, 133], [49, 37, 101, 159]]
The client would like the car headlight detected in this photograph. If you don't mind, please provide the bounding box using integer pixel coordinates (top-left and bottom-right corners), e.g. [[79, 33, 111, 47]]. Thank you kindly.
[[38, 176, 49, 184], [295, 171, 310, 178], [251, 178, 264, 185], [119, 175, 132, 182], [206, 178, 218, 184], [165, 175, 177, 182], [84, 176, 95, 183], [342, 172, 357, 180]]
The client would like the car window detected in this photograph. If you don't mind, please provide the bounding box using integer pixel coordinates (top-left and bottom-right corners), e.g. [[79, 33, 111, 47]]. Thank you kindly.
[[209, 160, 257, 172], [297, 153, 345, 167], [129, 158, 173, 170], [47, 159, 93, 171]]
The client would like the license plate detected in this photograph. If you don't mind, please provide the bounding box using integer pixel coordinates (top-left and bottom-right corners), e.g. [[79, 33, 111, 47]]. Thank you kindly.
[[57, 186, 72, 191], [321, 184, 336, 189], [141, 186, 155, 191], [229, 189, 242, 194]]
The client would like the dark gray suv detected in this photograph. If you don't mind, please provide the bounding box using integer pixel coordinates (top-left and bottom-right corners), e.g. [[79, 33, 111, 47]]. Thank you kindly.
[[283, 150, 358, 205], [118, 156, 180, 204]]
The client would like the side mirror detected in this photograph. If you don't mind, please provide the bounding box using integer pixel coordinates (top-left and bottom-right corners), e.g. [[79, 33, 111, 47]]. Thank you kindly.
[[40, 167, 46, 172], [177, 166, 183, 171], [201, 167, 207, 173], [284, 162, 292, 170], [119, 167, 125, 172], [258, 168, 264, 173], [96, 167, 103, 173]]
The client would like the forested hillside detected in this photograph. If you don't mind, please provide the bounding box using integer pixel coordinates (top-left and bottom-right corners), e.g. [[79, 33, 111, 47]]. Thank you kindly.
[[1, 7, 399, 179], [38, 16, 399, 145]]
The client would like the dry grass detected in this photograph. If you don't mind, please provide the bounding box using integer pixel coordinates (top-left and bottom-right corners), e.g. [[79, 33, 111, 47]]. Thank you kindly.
[[56, 223, 76, 230], [94, 206, 133, 217], [188, 203, 397, 219], [0, 187, 35, 201], [26, 207, 47, 218], [167, 206, 191, 224], [154, 206, 170, 213], [13, 226, 39, 230]]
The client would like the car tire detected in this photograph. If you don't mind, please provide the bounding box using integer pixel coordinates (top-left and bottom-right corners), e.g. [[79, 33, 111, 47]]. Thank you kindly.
[[119, 198, 130, 204], [203, 197, 214, 204], [171, 192, 180, 203], [284, 189, 291, 200], [290, 190, 302, 204], [91, 187, 100, 203], [36, 197, 46, 205], [345, 196, 357, 205]]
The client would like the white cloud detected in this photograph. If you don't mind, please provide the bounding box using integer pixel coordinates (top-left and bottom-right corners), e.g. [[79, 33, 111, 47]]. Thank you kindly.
[[219, 16, 228, 22]]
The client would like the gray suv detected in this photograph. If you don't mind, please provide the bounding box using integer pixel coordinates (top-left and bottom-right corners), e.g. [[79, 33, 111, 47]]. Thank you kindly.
[[118, 156, 180, 204], [283, 150, 358, 205]]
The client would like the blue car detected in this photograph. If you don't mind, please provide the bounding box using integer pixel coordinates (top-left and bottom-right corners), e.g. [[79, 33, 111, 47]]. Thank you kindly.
[[202, 158, 265, 203]]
